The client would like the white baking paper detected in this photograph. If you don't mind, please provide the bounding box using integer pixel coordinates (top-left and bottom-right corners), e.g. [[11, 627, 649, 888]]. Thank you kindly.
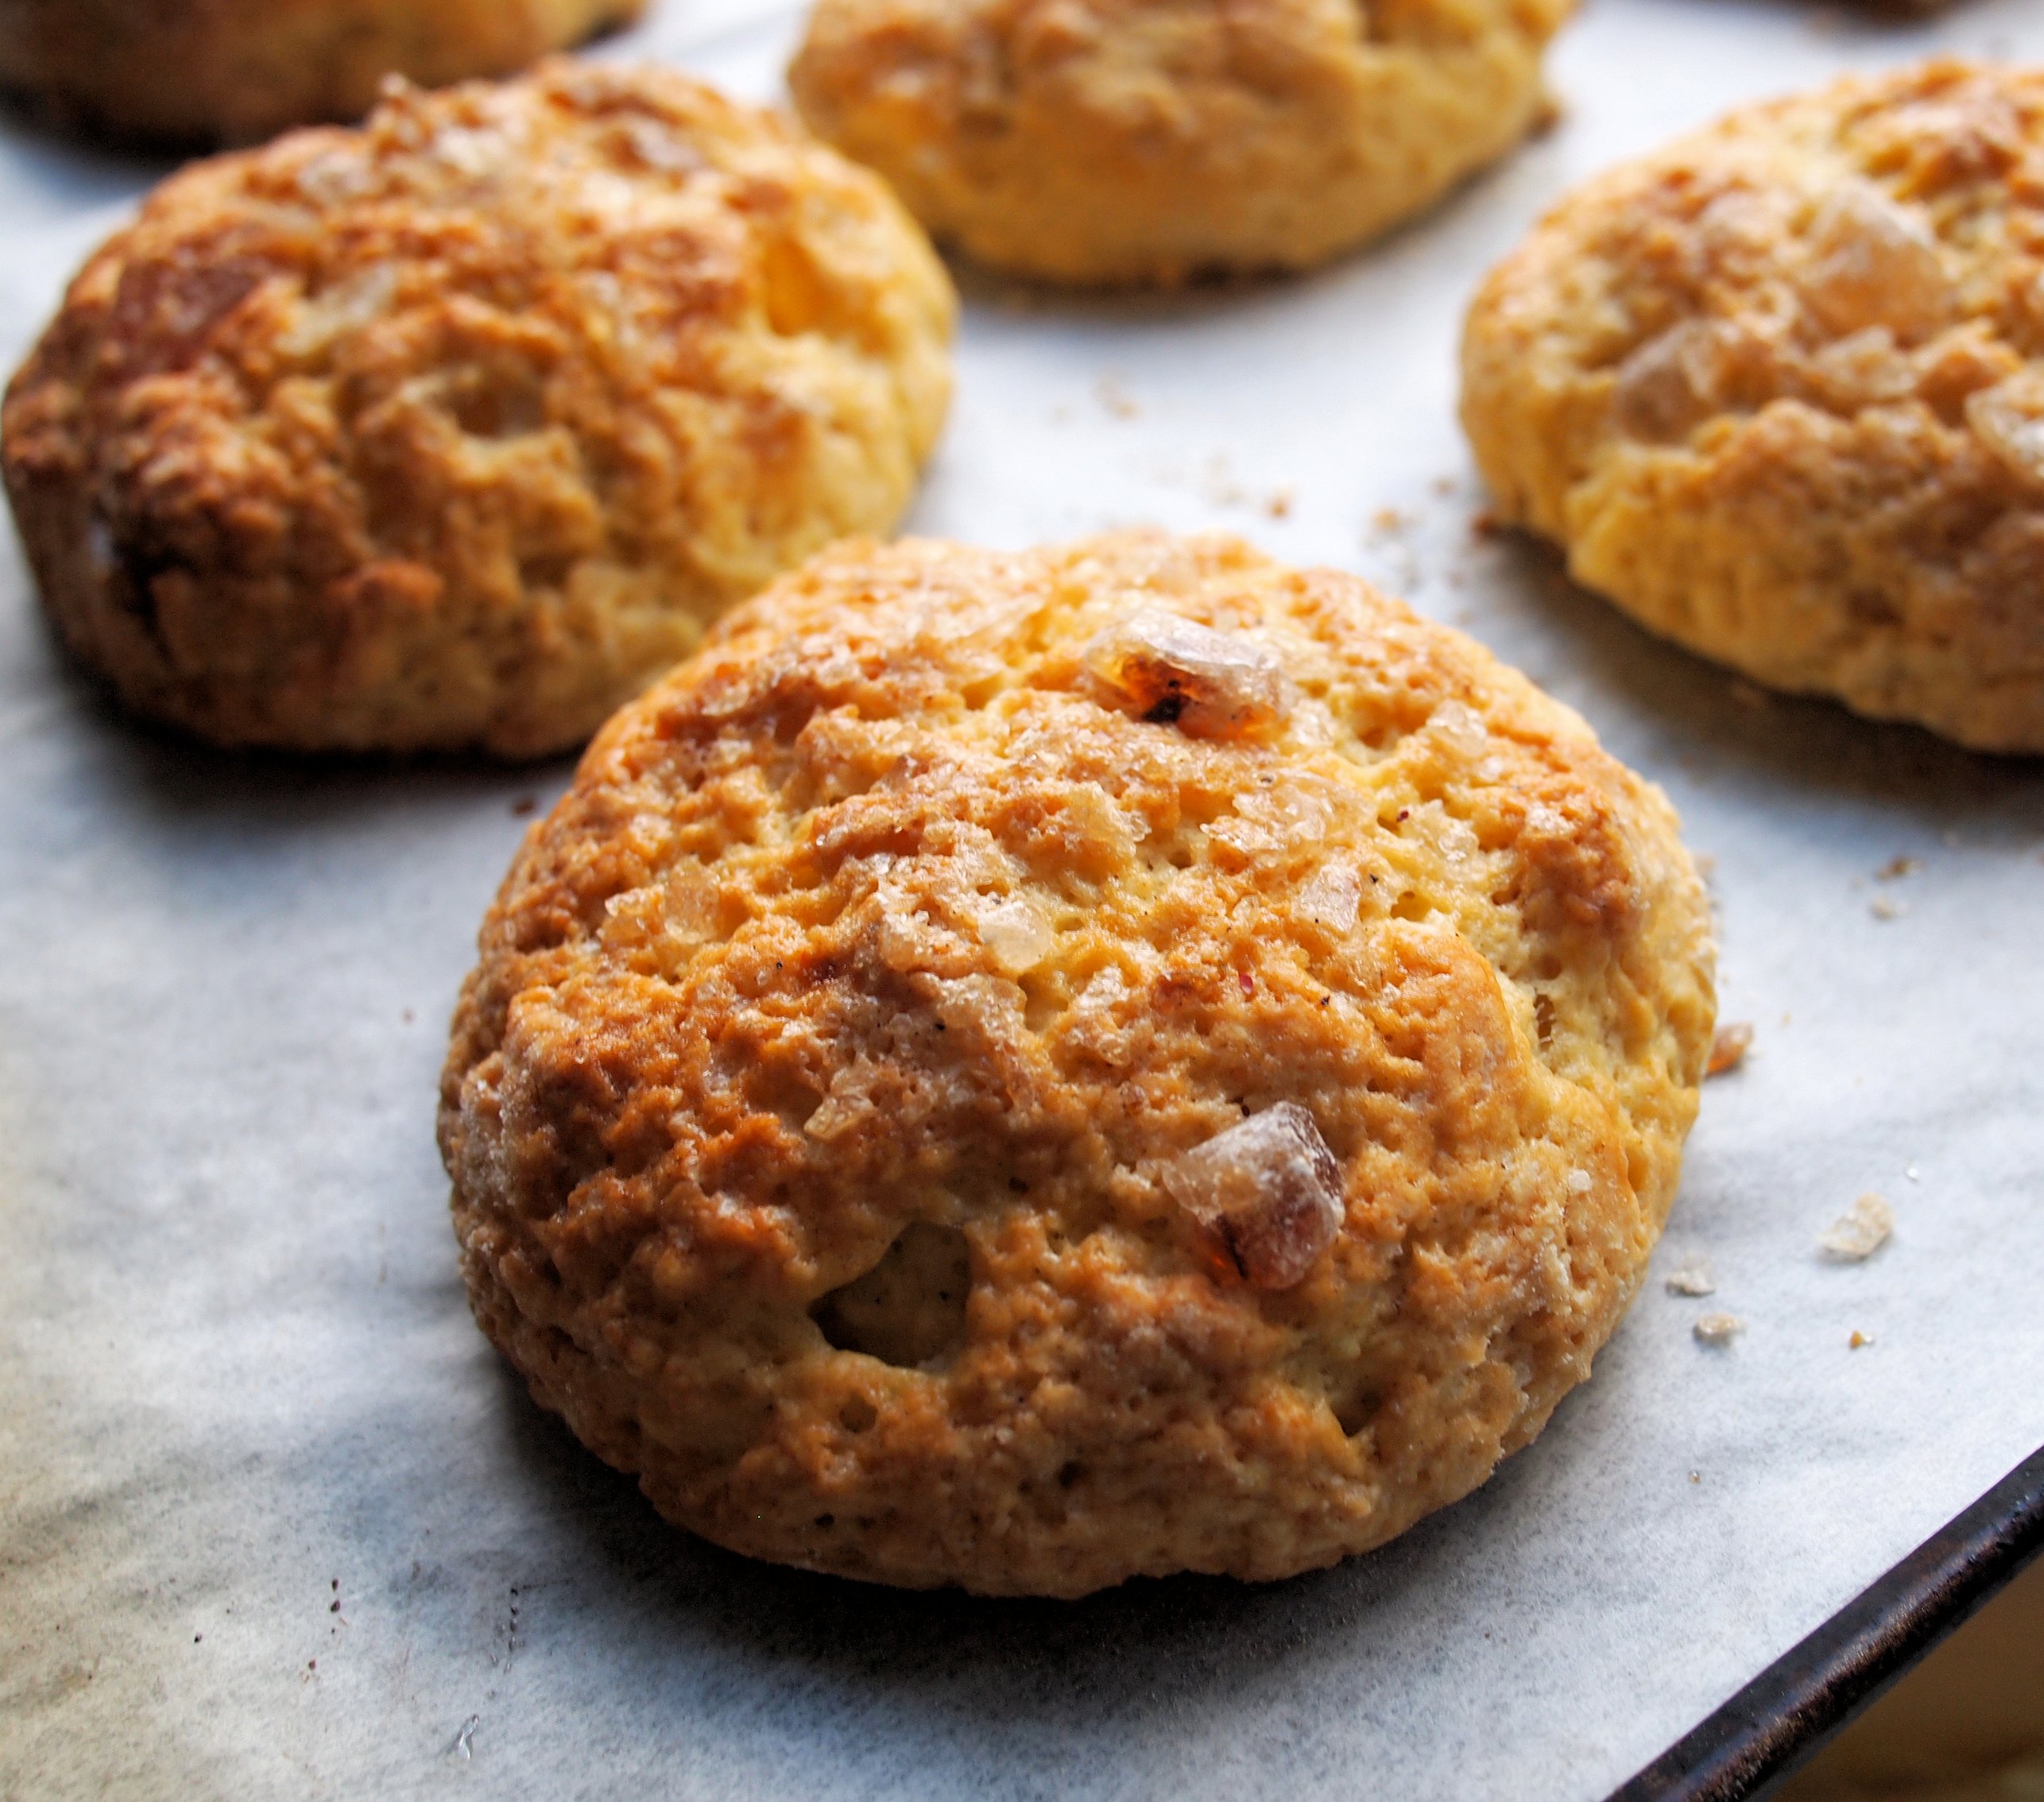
[[3, 2, 2042, 1797]]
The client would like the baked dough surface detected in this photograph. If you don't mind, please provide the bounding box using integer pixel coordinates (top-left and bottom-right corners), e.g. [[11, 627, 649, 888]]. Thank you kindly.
[[790, 0, 1572, 286], [1, 63, 955, 756], [1462, 59, 2044, 752], [0, 0, 645, 144], [439, 530, 1716, 1596]]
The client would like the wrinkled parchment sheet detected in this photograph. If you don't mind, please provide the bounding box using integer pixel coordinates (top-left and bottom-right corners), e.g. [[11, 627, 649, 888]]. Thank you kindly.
[[4, 2, 2042, 1797]]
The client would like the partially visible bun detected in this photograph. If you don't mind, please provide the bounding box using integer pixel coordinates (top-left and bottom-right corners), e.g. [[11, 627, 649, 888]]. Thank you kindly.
[[0, 0, 645, 145], [1462, 60, 2044, 753], [789, 0, 1573, 286]]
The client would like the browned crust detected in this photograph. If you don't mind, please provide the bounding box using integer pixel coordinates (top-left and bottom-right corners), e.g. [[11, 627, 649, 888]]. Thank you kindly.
[[439, 530, 1717, 1596], [1461, 59, 2044, 753], [789, 0, 1574, 287], [1, 62, 955, 756]]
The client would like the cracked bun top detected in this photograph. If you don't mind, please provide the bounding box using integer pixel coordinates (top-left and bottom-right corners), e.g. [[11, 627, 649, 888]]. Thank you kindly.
[[439, 530, 1716, 1597], [1461, 60, 2044, 752], [0, 0, 646, 145], [789, 0, 1572, 286], [1, 62, 954, 756]]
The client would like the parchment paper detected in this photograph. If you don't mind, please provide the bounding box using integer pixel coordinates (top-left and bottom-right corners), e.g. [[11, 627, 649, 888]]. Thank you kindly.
[[3, 2, 2042, 1797]]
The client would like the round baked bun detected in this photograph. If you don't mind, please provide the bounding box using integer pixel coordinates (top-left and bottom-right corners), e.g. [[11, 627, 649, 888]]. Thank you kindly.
[[439, 530, 1717, 1597], [788, 0, 1574, 288], [1, 63, 955, 757], [1461, 60, 2044, 754], [0, 0, 645, 145]]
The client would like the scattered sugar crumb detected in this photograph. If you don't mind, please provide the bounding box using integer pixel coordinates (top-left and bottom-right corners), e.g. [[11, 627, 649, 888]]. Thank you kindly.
[[1849, 1330, 1872, 1350], [1094, 375, 1138, 420], [1869, 896, 1909, 921], [451, 1715, 481, 1761], [1705, 1022, 1753, 1077], [1876, 855, 1921, 881], [1820, 1193, 1894, 1263], [1665, 1256, 1717, 1298], [1264, 489, 1294, 520], [1905, 1164, 1920, 1182], [1368, 507, 1409, 537], [1431, 475, 1458, 497], [1688, 1470, 1701, 1484], [1694, 1313, 1745, 1346]]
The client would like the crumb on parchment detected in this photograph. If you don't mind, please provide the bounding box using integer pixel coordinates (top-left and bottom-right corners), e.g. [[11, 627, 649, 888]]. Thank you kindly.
[[1665, 1255, 1717, 1297], [1095, 375, 1138, 420], [1821, 1193, 1894, 1262], [1706, 1022, 1752, 1077]]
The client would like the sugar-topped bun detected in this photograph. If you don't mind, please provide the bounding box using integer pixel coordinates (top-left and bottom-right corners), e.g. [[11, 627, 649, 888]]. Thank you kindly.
[[2, 63, 955, 756], [789, 0, 1573, 287], [1462, 60, 2044, 753], [439, 529, 1716, 1596]]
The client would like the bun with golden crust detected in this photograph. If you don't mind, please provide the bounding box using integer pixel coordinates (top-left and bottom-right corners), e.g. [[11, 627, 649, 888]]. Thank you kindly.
[[2, 62, 955, 756], [439, 529, 1716, 1597], [1462, 60, 2044, 753], [788, 0, 1573, 287]]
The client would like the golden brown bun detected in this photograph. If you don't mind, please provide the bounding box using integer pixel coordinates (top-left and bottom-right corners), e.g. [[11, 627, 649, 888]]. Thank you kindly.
[[1461, 60, 2044, 754], [788, 0, 1573, 288], [1, 63, 955, 756], [0, 0, 646, 145], [439, 529, 1717, 1597]]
